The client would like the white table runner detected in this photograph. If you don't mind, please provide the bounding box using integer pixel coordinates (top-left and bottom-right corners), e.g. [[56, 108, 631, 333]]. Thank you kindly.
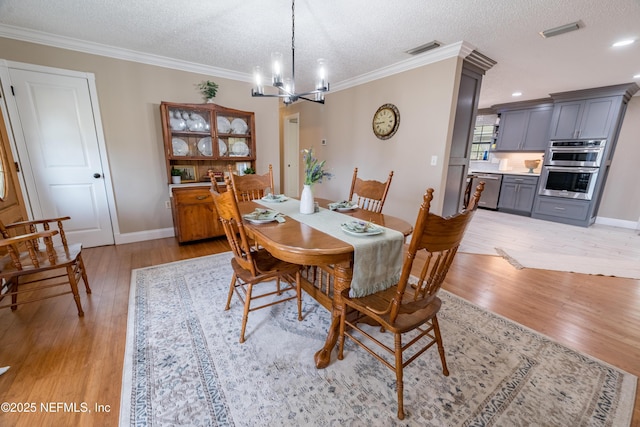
[[254, 199, 404, 297]]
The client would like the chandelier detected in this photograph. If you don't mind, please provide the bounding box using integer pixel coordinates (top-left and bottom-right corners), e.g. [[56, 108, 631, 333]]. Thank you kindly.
[[251, 0, 329, 105]]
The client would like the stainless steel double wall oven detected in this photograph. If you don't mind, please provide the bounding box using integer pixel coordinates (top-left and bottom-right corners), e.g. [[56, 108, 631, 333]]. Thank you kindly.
[[538, 139, 606, 200]]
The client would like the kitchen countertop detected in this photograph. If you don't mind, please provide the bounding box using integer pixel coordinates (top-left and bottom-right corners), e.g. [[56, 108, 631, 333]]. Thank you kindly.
[[469, 170, 540, 177]]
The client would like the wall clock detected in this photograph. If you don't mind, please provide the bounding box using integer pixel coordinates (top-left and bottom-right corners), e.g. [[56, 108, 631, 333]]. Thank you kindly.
[[372, 103, 400, 140]]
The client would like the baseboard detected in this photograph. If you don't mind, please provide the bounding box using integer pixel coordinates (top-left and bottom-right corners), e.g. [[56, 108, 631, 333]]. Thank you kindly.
[[594, 216, 639, 230], [114, 227, 175, 245]]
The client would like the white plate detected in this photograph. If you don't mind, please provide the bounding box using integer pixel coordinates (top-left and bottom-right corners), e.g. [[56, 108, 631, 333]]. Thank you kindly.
[[243, 209, 280, 224], [169, 115, 186, 131], [187, 116, 206, 132], [341, 221, 384, 236], [218, 139, 227, 156], [197, 137, 212, 156], [261, 194, 288, 203], [329, 201, 358, 211], [172, 138, 188, 156], [231, 141, 250, 156], [217, 116, 231, 133], [231, 118, 248, 134]]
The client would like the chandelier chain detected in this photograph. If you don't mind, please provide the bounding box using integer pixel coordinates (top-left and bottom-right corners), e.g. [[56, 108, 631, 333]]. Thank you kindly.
[[250, 0, 328, 104], [291, 0, 295, 84]]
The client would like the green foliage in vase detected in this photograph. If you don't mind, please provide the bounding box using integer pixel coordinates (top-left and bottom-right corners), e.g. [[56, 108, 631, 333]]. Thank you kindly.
[[302, 147, 332, 185]]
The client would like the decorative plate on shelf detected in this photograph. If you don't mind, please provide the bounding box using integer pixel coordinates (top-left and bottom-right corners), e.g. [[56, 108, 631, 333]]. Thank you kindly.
[[197, 137, 212, 156], [230, 118, 248, 134], [340, 221, 384, 236], [217, 116, 231, 133], [231, 140, 250, 157], [187, 113, 207, 132], [218, 139, 227, 156], [172, 138, 189, 156]]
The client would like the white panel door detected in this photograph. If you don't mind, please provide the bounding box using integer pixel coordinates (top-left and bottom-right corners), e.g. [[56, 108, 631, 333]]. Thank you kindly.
[[283, 114, 299, 197], [7, 68, 114, 247]]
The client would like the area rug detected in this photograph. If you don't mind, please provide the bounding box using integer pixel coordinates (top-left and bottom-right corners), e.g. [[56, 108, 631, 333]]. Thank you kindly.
[[119, 253, 636, 426], [494, 247, 640, 279], [460, 209, 640, 279]]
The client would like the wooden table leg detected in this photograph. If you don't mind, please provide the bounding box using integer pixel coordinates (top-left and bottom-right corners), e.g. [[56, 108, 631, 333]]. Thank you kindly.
[[314, 261, 351, 369]]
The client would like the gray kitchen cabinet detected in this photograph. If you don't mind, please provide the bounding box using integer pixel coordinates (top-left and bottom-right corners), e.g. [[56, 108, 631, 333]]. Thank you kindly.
[[494, 103, 552, 152], [548, 96, 619, 140], [498, 174, 538, 215], [532, 196, 590, 225]]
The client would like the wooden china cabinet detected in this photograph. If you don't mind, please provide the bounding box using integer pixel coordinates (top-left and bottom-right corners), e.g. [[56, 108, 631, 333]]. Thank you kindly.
[[159, 101, 256, 242]]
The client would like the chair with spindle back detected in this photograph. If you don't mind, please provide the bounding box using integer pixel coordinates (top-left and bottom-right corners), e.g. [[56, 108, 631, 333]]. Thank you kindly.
[[227, 164, 275, 201], [338, 183, 484, 419], [348, 167, 393, 213], [210, 185, 302, 343], [0, 216, 91, 316]]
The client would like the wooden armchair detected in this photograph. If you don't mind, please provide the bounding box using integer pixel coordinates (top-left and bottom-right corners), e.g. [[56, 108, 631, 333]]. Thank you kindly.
[[338, 183, 484, 419], [0, 216, 91, 316], [227, 164, 274, 201], [210, 186, 302, 343], [348, 167, 393, 213]]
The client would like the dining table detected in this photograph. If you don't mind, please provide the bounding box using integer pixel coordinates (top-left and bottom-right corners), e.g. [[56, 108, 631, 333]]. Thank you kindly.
[[238, 197, 413, 369]]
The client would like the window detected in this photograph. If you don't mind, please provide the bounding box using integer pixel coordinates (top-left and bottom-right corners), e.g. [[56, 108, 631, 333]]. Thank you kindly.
[[471, 114, 498, 161]]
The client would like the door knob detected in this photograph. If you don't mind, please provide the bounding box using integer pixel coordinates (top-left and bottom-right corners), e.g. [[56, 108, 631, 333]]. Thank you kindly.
[[93, 173, 102, 178]]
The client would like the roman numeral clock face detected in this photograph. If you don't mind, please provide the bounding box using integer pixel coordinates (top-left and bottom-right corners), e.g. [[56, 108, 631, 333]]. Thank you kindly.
[[372, 103, 400, 140]]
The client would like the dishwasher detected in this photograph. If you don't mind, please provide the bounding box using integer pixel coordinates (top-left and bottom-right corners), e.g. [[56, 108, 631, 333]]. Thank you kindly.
[[468, 173, 503, 209]]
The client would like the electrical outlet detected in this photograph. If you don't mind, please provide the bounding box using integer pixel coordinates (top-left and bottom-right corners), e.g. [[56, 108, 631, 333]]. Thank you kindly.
[[430, 155, 438, 166], [165, 201, 171, 209], [321, 139, 327, 146]]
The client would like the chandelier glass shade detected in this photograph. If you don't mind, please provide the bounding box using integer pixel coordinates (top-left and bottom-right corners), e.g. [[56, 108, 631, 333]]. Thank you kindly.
[[251, 0, 329, 105]]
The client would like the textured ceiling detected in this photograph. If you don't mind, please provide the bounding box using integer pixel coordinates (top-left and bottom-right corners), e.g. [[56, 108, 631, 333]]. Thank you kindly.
[[0, 0, 638, 108]]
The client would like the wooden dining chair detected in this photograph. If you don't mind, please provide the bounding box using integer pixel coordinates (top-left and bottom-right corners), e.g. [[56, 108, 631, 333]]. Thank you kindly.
[[210, 185, 302, 343], [338, 183, 484, 420], [207, 169, 223, 193], [348, 167, 393, 213], [0, 216, 91, 316], [227, 164, 275, 201]]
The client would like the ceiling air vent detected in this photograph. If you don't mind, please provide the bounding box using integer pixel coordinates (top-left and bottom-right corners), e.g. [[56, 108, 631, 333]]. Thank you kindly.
[[406, 41, 441, 55], [540, 22, 581, 38]]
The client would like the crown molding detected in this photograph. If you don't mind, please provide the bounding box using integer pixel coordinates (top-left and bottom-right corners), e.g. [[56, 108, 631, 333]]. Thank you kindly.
[[0, 24, 253, 82], [331, 41, 477, 92], [0, 24, 483, 92]]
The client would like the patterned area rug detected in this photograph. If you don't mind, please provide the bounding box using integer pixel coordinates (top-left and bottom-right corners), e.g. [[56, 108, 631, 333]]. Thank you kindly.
[[459, 209, 640, 279], [120, 253, 636, 426]]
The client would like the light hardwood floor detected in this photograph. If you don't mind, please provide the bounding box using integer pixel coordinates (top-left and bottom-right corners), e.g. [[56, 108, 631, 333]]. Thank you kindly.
[[0, 236, 638, 426]]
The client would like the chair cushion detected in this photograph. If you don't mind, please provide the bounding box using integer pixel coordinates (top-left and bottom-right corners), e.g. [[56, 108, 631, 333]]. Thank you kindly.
[[342, 286, 442, 333]]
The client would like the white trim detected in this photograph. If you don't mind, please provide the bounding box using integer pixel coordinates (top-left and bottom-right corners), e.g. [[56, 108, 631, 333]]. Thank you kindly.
[[331, 41, 476, 92], [114, 227, 175, 245], [0, 60, 119, 245], [86, 72, 121, 239], [0, 24, 474, 93], [0, 59, 37, 219], [594, 216, 638, 230], [0, 24, 251, 82]]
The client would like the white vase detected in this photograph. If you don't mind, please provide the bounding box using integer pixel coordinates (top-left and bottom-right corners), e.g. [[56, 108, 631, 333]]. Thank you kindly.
[[299, 184, 315, 214], [171, 176, 181, 184]]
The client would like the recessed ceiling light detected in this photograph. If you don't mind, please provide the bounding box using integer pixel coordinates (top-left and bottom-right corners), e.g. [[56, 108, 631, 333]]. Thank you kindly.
[[612, 39, 636, 47], [512, 92, 523, 97]]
